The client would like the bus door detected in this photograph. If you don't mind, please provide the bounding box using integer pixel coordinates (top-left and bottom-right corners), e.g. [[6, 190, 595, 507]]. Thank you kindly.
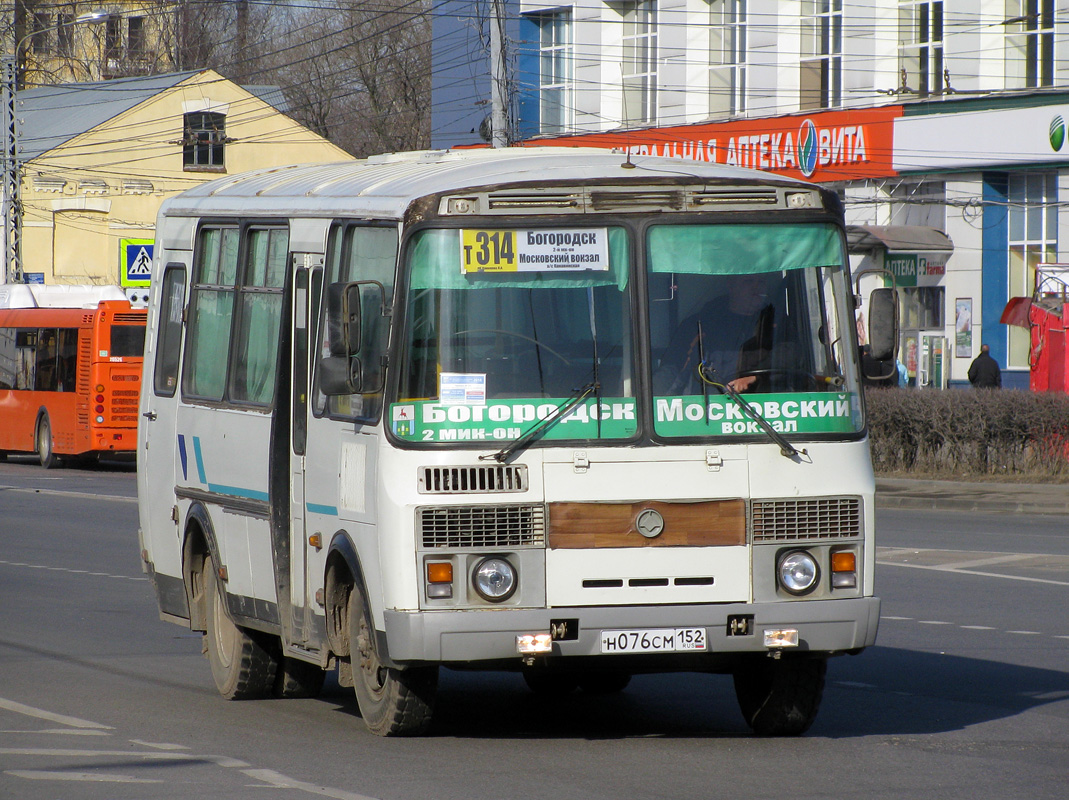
[[138, 262, 189, 600], [288, 260, 322, 643]]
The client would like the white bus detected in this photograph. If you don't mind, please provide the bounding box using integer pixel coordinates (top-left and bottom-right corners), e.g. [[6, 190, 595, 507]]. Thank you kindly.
[[137, 148, 891, 737]]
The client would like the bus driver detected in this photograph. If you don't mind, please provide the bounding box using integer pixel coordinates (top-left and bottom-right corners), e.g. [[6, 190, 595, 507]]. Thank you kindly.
[[656, 272, 781, 396]]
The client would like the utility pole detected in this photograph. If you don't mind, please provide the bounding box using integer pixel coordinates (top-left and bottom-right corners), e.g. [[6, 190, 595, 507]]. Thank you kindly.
[[2, 54, 22, 284], [488, 0, 508, 148]]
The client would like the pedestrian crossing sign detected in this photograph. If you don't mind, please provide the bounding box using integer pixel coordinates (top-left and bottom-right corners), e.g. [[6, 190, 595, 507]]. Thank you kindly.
[[121, 239, 154, 287]]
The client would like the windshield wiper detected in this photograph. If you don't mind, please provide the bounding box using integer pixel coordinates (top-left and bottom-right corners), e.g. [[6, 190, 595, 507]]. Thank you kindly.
[[480, 382, 600, 464], [697, 361, 806, 460]]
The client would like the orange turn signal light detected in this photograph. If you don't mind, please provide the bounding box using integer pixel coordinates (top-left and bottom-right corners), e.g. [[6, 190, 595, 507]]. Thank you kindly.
[[427, 562, 453, 584], [831, 552, 856, 573]]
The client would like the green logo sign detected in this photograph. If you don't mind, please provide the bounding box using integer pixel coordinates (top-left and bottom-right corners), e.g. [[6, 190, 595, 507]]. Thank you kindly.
[[653, 393, 861, 438], [390, 398, 638, 443], [1051, 115, 1065, 152]]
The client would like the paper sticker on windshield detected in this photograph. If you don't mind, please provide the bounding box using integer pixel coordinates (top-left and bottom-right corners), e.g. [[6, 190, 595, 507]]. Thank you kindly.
[[461, 229, 609, 273], [440, 372, 486, 405]]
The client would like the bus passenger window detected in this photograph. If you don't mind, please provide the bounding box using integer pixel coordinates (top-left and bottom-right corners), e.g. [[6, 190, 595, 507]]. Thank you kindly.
[[154, 267, 187, 397], [14, 330, 36, 390], [231, 228, 287, 406], [185, 227, 238, 401], [0, 329, 15, 390], [55, 329, 78, 392], [35, 329, 59, 392]]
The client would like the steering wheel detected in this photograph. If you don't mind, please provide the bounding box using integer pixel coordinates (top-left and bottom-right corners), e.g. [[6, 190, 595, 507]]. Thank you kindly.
[[453, 329, 572, 364], [733, 368, 819, 392]]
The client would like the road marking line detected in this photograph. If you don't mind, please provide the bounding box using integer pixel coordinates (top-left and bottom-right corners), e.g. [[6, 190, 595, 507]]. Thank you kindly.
[[0, 698, 112, 730], [881, 616, 914, 621], [129, 740, 190, 751], [1006, 630, 1042, 635], [0, 484, 136, 504], [0, 728, 109, 736], [918, 620, 952, 625], [876, 559, 1069, 587], [960, 626, 996, 630], [242, 768, 383, 800], [5, 769, 161, 784], [0, 560, 145, 582]]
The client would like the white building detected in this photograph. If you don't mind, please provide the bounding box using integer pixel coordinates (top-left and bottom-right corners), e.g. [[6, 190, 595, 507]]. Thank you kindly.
[[508, 0, 1069, 388]]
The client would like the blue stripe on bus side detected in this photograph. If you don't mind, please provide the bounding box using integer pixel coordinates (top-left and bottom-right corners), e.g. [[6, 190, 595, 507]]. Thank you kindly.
[[192, 436, 207, 484], [306, 503, 339, 516]]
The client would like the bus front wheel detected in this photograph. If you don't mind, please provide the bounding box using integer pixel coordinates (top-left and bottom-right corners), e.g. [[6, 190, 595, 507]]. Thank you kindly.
[[348, 586, 437, 736], [203, 555, 278, 700], [36, 416, 57, 469], [733, 656, 826, 736]]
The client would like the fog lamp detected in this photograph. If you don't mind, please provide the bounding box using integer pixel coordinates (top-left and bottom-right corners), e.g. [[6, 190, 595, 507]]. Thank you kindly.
[[95, 416, 105, 424], [517, 633, 553, 654], [777, 550, 819, 595], [473, 557, 516, 602], [764, 628, 800, 648]]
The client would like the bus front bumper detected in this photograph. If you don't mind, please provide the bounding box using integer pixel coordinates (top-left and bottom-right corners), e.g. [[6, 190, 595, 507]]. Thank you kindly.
[[382, 597, 880, 666]]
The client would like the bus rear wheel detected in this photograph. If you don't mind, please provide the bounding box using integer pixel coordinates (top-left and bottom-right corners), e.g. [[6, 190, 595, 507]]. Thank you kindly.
[[36, 416, 57, 469], [203, 555, 278, 700], [733, 656, 826, 737], [348, 586, 437, 736]]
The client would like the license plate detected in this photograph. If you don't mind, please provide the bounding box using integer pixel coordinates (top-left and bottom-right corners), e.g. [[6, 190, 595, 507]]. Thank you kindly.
[[600, 627, 707, 654]]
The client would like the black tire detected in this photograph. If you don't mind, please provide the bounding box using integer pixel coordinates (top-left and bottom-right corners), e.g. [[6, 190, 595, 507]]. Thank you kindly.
[[349, 586, 437, 736], [275, 656, 326, 699], [36, 416, 57, 469], [733, 656, 826, 736], [577, 670, 632, 694], [521, 666, 579, 695], [203, 555, 278, 700]]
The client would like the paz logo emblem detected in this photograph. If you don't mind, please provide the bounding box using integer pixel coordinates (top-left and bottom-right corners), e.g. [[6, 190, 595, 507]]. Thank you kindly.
[[635, 508, 665, 539], [797, 119, 819, 178], [1050, 116, 1065, 152]]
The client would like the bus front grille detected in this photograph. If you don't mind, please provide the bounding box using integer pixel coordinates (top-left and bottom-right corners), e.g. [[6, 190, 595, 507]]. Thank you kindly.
[[418, 465, 528, 494], [418, 505, 545, 549], [750, 497, 862, 542]]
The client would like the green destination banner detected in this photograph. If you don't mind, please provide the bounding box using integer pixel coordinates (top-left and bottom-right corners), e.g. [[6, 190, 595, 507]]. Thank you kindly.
[[390, 398, 639, 443], [654, 392, 861, 438]]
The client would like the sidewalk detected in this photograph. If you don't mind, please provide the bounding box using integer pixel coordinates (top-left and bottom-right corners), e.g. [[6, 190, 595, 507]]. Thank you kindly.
[[875, 477, 1069, 517]]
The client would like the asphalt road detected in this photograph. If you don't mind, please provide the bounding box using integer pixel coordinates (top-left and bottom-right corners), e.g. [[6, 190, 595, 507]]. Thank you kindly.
[[1, 460, 1067, 799]]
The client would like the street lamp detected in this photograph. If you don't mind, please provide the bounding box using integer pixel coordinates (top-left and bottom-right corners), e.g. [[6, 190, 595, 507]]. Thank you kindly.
[[3, 10, 107, 285]]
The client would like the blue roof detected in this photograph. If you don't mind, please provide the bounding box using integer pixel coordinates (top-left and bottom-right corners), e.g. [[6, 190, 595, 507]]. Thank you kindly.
[[16, 70, 287, 163]]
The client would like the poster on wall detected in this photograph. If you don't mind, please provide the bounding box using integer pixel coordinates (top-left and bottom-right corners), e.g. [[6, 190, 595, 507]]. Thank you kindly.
[[955, 298, 973, 359]]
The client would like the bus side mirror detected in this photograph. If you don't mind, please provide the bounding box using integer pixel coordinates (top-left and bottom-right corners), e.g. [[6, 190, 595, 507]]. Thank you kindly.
[[326, 281, 363, 357], [319, 354, 361, 396], [868, 287, 898, 362]]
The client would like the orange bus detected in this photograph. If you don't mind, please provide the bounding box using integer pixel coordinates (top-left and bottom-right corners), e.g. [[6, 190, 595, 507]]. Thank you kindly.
[[0, 294, 146, 467]]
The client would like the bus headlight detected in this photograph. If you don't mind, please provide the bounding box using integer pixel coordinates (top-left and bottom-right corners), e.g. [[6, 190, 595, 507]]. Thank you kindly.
[[472, 557, 517, 602], [777, 550, 819, 595]]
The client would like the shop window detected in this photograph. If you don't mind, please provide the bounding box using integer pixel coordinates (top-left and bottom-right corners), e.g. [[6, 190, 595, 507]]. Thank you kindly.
[[1007, 172, 1057, 368]]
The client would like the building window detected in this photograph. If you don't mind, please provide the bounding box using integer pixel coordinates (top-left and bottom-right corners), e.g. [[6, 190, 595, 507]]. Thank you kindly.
[[621, 0, 657, 125], [128, 16, 146, 60], [890, 181, 946, 230], [800, 0, 842, 110], [56, 13, 74, 57], [708, 0, 746, 118], [105, 15, 122, 62], [1005, 0, 1054, 89], [1007, 173, 1057, 368], [183, 111, 226, 170], [31, 12, 51, 55], [899, 1, 943, 96], [532, 11, 572, 134]]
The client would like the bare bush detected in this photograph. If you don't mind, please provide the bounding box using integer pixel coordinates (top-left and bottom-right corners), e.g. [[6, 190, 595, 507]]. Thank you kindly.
[[866, 388, 1069, 480]]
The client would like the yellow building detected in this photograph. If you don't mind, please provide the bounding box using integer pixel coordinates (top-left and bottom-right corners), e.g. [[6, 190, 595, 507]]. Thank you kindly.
[[17, 69, 353, 290]]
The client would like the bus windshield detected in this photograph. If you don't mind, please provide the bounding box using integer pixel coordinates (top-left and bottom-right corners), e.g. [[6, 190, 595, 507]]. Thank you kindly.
[[394, 226, 636, 444], [648, 222, 862, 438]]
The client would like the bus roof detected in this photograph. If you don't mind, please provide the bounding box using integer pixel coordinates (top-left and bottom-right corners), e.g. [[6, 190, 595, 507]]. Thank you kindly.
[[158, 147, 812, 221], [0, 284, 129, 310]]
